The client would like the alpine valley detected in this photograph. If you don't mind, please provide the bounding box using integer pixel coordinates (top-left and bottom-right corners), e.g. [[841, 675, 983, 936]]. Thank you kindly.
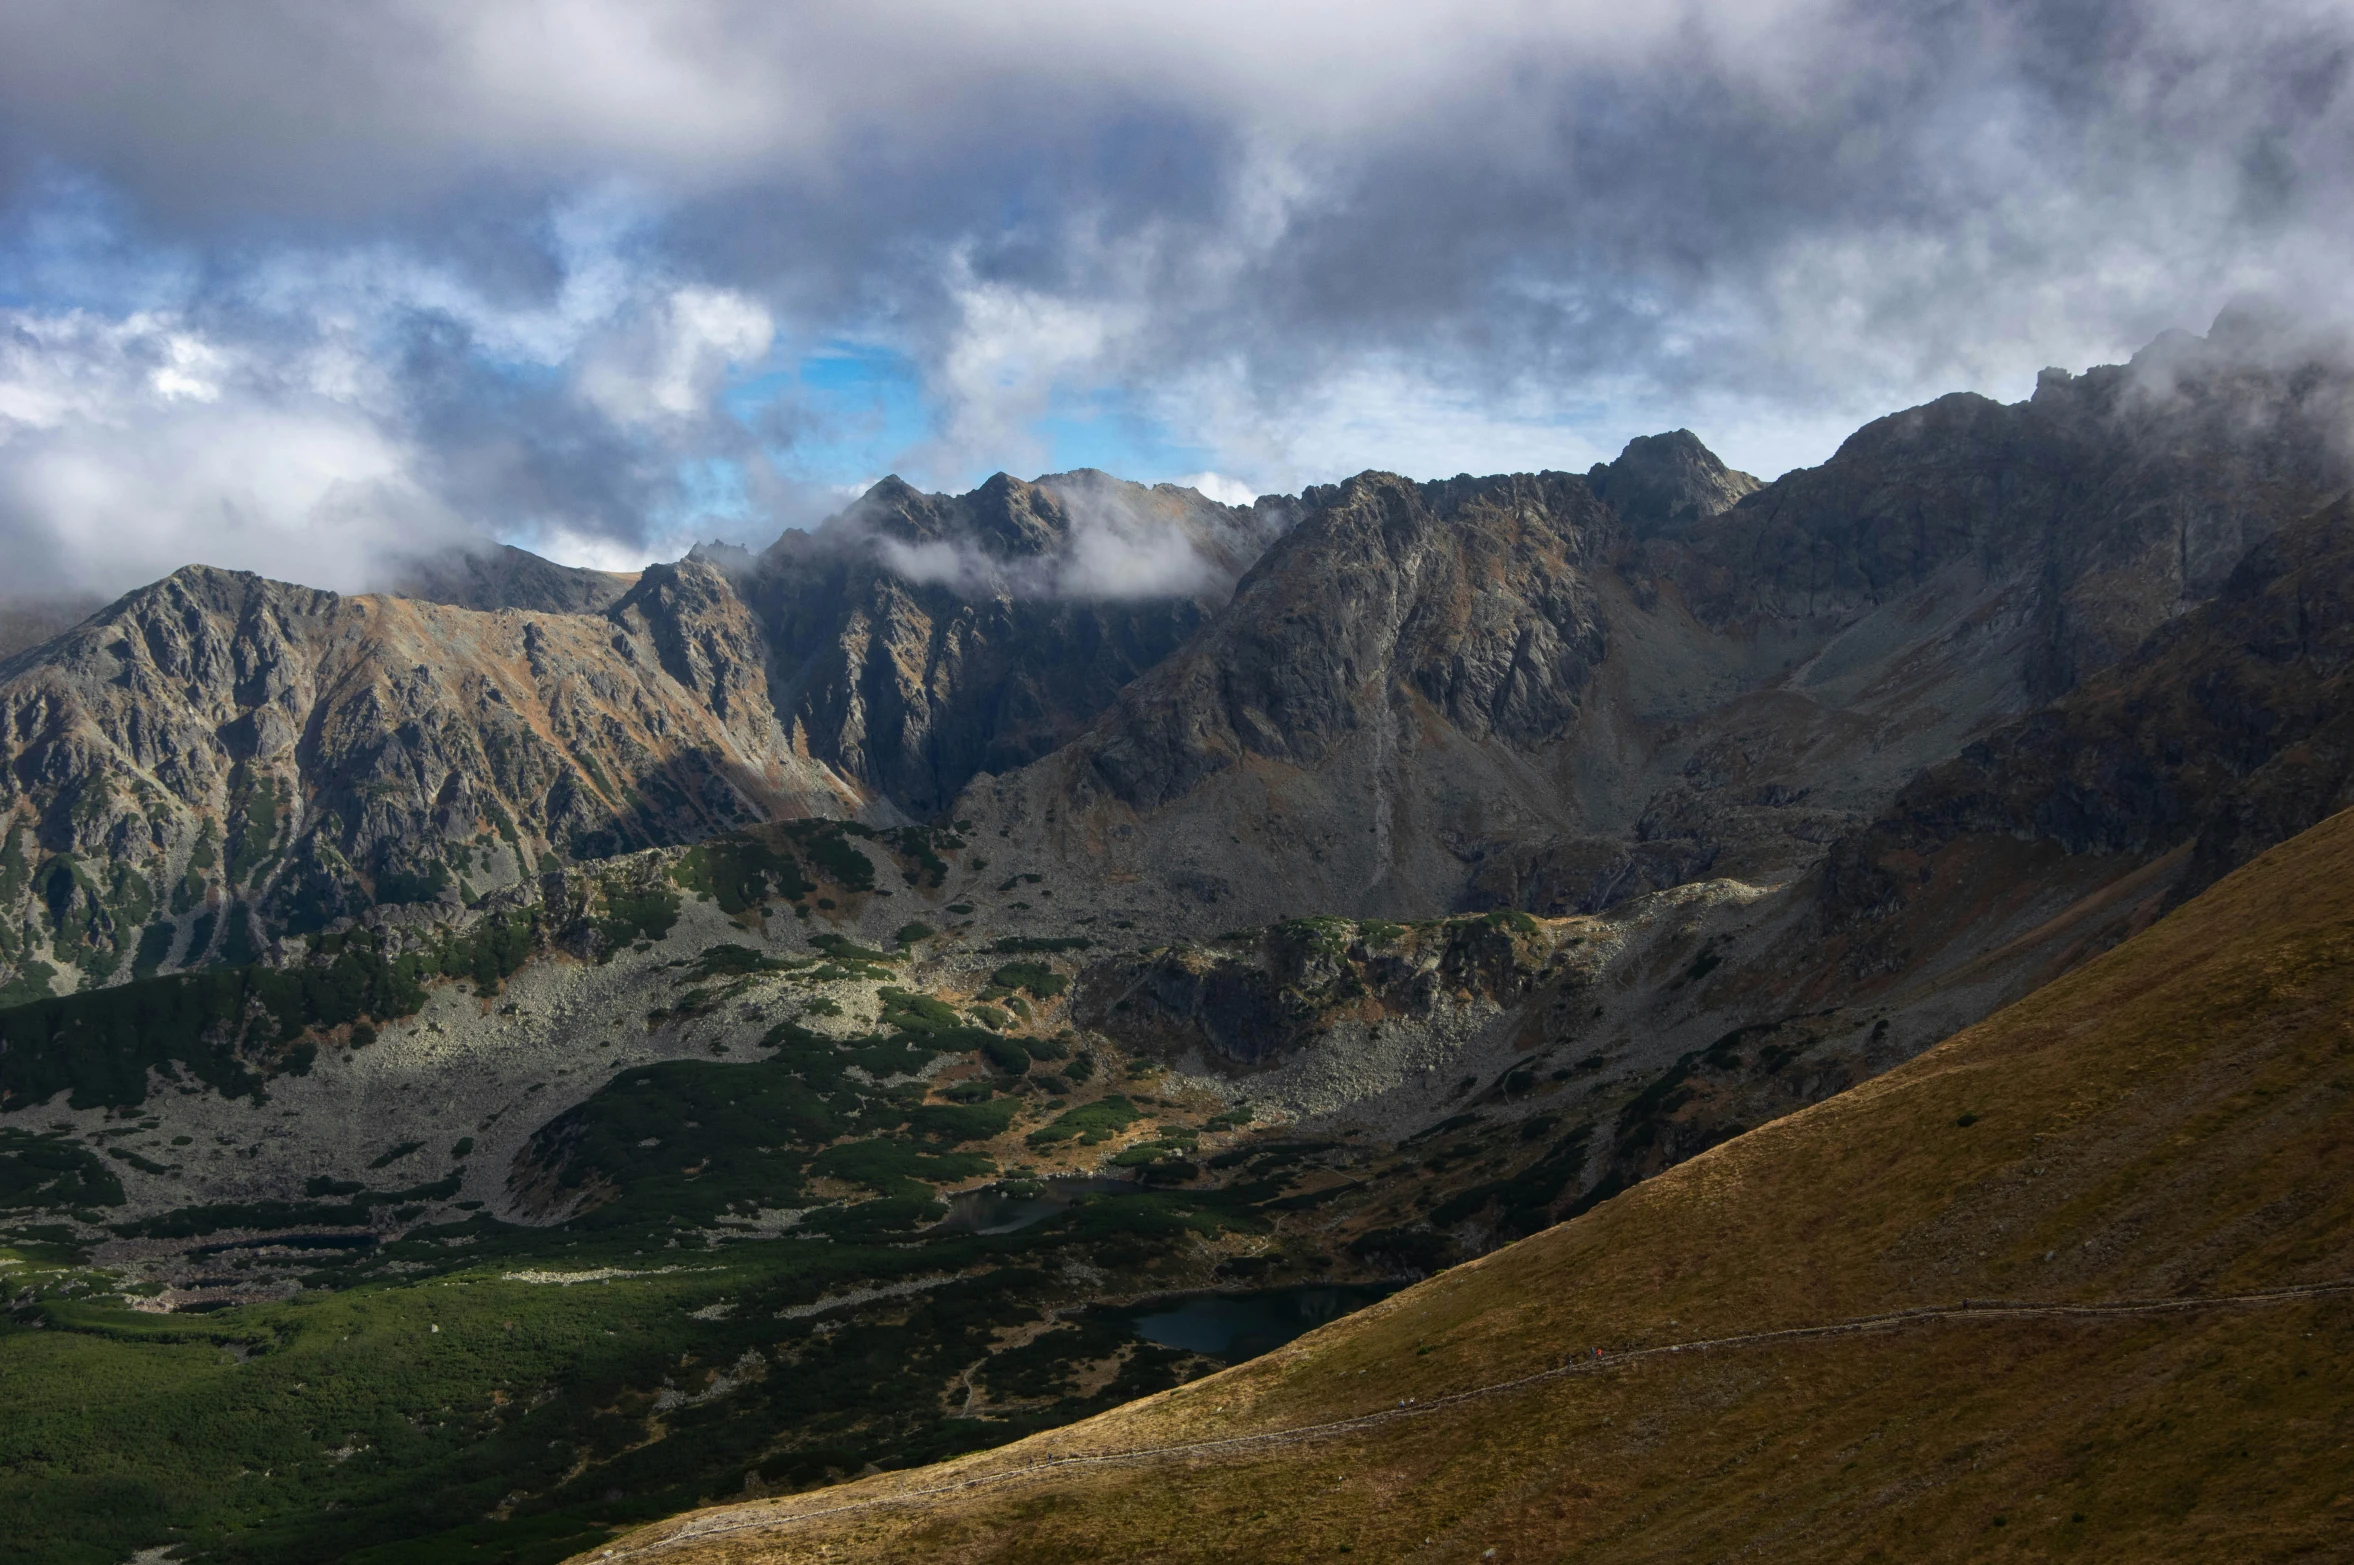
[[6, 311, 2354, 1565]]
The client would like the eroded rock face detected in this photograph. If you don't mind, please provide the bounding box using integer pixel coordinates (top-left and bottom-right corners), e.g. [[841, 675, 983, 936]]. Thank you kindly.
[[965, 320, 2354, 929], [11, 318, 2354, 1002], [0, 563, 859, 992], [751, 548, 1213, 821], [1819, 493, 2354, 954], [1078, 470, 1613, 811], [746, 470, 1277, 817], [1668, 315, 2354, 693], [1587, 429, 1761, 539]]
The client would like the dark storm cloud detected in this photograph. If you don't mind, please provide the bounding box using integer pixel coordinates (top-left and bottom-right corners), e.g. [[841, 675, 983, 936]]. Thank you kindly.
[[0, 0, 2349, 594]]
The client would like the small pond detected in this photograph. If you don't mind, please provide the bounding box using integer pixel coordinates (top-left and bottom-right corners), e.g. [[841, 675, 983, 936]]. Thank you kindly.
[[1123, 1284, 1397, 1363], [930, 1175, 1136, 1235]]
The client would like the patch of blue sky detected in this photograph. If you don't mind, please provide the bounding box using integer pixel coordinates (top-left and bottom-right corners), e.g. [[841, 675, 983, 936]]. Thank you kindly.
[[731, 340, 933, 487], [0, 173, 196, 314], [660, 456, 756, 530]]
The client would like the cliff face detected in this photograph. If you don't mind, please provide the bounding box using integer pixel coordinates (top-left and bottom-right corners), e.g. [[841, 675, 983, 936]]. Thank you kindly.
[[960, 320, 2354, 929], [1817, 493, 2354, 956], [746, 470, 1276, 817], [1669, 315, 2354, 691], [0, 562, 858, 994]]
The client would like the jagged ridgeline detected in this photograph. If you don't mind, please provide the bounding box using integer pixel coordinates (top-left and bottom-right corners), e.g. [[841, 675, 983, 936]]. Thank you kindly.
[[0, 469, 1261, 1006]]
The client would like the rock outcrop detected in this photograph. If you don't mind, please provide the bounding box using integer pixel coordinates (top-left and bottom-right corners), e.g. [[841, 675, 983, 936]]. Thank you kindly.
[[1819, 492, 2354, 955], [745, 470, 1279, 816], [961, 315, 2354, 928], [0, 563, 857, 993]]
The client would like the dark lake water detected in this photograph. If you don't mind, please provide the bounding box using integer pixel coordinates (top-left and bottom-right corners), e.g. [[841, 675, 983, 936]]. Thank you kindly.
[[930, 1175, 1135, 1235], [1124, 1285, 1396, 1362]]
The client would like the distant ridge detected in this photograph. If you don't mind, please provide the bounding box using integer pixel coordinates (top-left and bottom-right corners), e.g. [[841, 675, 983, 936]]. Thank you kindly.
[[387, 541, 638, 615]]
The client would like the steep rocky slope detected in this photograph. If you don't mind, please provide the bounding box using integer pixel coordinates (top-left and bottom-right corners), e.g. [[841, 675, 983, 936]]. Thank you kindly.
[[743, 470, 1278, 817], [597, 799, 2354, 1565], [0, 562, 859, 999], [961, 315, 2354, 929], [1821, 492, 2354, 957]]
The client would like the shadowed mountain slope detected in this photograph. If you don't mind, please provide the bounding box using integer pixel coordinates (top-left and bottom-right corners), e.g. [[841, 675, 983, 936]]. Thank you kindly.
[[599, 801, 2354, 1565], [1819, 491, 2354, 969], [962, 317, 2354, 930], [745, 470, 1278, 818]]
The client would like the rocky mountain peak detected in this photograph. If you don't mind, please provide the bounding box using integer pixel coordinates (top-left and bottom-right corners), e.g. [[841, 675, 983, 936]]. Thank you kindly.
[[1586, 428, 1761, 537], [384, 542, 637, 615], [840, 471, 1073, 559]]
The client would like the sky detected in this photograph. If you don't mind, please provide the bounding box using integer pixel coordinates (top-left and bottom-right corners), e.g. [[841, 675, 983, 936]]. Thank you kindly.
[[1, 0, 2351, 595]]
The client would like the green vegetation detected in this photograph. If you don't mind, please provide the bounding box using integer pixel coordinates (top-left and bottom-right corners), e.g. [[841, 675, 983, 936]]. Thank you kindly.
[[809, 1139, 993, 1201], [988, 961, 1068, 998], [1026, 1095, 1140, 1149], [0, 907, 552, 1113], [988, 936, 1093, 954], [873, 988, 998, 1055], [907, 1098, 1018, 1144], [0, 959, 1361, 1565], [775, 819, 878, 893], [894, 921, 936, 946], [225, 770, 285, 888], [682, 942, 803, 981], [884, 826, 958, 889], [808, 933, 899, 967], [672, 834, 814, 914], [0, 1128, 124, 1209], [1274, 915, 1354, 958], [0, 939, 414, 1111], [596, 880, 680, 952]]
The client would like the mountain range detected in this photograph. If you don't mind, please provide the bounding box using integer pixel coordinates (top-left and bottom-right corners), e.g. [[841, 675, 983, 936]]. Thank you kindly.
[[3, 307, 2352, 1564]]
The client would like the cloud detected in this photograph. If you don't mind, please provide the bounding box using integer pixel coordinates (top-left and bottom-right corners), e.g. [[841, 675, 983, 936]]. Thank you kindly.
[[4, 0, 2354, 586], [577, 285, 773, 427], [1174, 472, 1260, 507], [0, 304, 460, 594], [858, 470, 1285, 601], [0, 187, 785, 594]]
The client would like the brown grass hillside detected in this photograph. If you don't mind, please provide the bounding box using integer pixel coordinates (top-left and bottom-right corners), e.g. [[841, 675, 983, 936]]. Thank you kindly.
[[582, 806, 2354, 1564]]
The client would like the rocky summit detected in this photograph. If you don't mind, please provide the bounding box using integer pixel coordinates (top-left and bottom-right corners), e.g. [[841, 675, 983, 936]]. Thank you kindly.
[[4, 312, 2354, 1565]]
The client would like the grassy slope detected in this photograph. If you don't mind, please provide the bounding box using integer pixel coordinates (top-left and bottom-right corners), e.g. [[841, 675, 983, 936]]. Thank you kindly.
[[605, 805, 2354, 1562]]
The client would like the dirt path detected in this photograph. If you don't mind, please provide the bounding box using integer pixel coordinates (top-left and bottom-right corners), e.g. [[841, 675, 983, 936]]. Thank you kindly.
[[593, 1276, 2354, 1560]]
